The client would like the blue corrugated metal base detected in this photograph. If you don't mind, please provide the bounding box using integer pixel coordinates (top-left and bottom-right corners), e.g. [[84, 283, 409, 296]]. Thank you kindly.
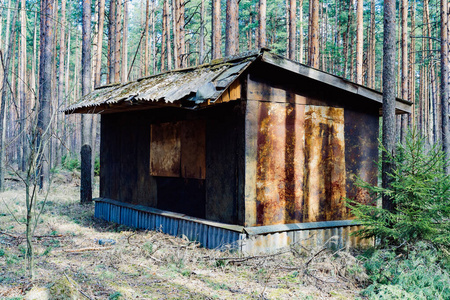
[[94, 199, 244, 250], [94, 198, 371, 253]]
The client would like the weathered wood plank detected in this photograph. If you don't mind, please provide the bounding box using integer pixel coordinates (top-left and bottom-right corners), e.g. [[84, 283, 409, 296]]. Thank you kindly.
[[150, 122, 181, 177], [181, 120, 206, 179]]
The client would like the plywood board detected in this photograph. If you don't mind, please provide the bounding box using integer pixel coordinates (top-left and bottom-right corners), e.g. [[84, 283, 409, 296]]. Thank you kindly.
[[150, 122, 181, 177]]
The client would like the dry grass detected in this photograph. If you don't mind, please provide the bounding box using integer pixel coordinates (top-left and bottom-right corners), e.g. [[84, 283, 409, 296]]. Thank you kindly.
[[0, 173, 366, 299]]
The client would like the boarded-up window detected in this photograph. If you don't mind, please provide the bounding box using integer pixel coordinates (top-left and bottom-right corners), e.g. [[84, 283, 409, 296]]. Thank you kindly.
[[150, 120, 206, 179]]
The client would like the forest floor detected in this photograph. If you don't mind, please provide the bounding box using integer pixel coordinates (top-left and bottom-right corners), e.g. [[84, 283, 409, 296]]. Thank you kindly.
[[0, 171, 368, 299]]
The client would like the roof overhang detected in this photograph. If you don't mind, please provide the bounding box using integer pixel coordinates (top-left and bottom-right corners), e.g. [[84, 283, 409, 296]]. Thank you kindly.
[[260, 51, 411, 114], [64, 49, 412, 115]]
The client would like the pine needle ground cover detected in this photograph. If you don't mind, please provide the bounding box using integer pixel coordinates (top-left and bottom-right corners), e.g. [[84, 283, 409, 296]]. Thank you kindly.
[[0, 175, 364, 299]]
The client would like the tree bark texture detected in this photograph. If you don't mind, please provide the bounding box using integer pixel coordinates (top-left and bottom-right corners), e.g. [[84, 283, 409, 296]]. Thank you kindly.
[[400, 0, 408, 143], [108, 0, 117, 83], [288, 0, 296, 59], [441, 0, 450, 173], [382, 0, 397, 211], [308, 0, 319, 68], [19, 0, 27, 171], [95, 0, 106, 87], [0, 0, 18, 191], [212, 0, 221, 59], [81, 0, 93, 202], [259, 0, 266, 49], [225, 0, 239, 56], [56, 0, 66, 167], [356, 0, 363, 84], [37, 0, 54, 189], [144, 0, 150, 76], [121, 0, 128, 82]]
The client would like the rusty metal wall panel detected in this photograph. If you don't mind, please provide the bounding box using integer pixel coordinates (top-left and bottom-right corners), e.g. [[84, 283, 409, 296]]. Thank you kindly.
[[304, 106, 346, 222], [255, 102, 305, 226], [150, 122, 181, 177], [253, 103, 345, 226], [181, 120, 206, 179]]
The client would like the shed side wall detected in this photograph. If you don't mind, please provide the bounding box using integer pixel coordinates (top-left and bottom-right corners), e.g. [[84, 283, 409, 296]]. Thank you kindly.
[[244, 65, 379, 227]]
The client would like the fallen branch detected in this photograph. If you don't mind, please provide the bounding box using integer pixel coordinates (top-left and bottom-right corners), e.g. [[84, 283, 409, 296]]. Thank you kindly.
[[34, 234, 65, 238], [63, 247, 113, 253], [209, 249, 291, 263], [0, 231, 19, 239]]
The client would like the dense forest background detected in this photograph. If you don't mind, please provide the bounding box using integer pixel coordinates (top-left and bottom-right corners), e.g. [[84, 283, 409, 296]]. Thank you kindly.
[[0, 0, 446, 188]]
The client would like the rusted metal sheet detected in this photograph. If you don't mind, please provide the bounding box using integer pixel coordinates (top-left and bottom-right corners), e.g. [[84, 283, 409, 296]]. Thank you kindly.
[[150, 122, 181, 177], [254, 102, 346, 226], [255, 102, 305, 226], [181, 120, 206, 179], [64, 53, 257, 113], [304, 106, 346, 222]]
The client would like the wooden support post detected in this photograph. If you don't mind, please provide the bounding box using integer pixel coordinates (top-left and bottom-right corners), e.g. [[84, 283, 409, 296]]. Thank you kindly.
[[81, 144, 92, 203]]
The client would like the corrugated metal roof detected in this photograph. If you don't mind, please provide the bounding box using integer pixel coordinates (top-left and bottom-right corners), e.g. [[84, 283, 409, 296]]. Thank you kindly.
[[64, 51, 260, 113], [65, 48, 412, 114]]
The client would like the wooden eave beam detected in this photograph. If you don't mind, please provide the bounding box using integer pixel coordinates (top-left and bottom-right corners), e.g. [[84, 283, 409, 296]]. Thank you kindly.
[[261, 51, 412, 114]]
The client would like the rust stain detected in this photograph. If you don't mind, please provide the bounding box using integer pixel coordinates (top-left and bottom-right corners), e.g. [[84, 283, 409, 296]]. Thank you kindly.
[[255, 104, 346, 226]]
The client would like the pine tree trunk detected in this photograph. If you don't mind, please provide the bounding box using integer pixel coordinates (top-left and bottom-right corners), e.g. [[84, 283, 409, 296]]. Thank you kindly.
[[356, 0, 363, 84], [178, 0, 185, 67], [409, 0, 416, 128], [57, 0, 66, 167], [0, 0, 18, 191], [151, 1, 156, 73], [212, 0, 221, 59], [81, 0, 92, 203], [144, 0, 150, 76], [199, 0, 205, 63], [161, 0, 167, 71], [115, 0, 122, 81], [225, 0, 239, 56], [308, 0, 319, 68], [368, 0, 375, 88], [165, 0, 172, 70], [441, 0, 450, 172], [37, 0, 54, 189], [172, 0, 179, 68], [382, 0, 397, 211], [288, 0, 296, 59], [19, 0, 27, 171], [95, 0, 105, 87], [121, 0, 128, 82], [108, 0, 117, 83], [298, 0, 303, 63]]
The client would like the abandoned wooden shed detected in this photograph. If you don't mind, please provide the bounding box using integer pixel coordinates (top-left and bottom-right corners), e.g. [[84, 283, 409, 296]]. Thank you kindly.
[[65, 49, 411, 253]]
